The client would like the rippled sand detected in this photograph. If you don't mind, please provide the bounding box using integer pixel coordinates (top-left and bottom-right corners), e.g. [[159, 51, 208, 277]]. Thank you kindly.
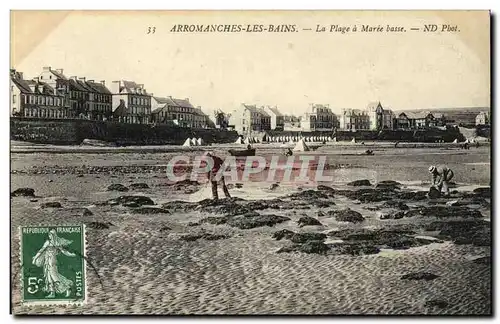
[[11, 147, 491, 315]]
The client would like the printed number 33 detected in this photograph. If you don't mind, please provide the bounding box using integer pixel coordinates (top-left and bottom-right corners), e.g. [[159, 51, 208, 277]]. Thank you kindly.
[[147, 27, 156, 34]]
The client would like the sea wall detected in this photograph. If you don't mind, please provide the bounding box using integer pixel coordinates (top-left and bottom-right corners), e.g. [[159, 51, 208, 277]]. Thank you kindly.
[[10, 118, 240, 145]]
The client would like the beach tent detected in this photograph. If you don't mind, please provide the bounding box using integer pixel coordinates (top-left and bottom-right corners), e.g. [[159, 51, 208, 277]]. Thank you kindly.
[[190, 138, 197, 146], [244, 137, 252, 144], [197, 138, 204, 146], [452, 139, 458, 143], [235, 137, 243, 144], [333, 137, 337, 142], [293, 139, 310, 152], [182, 138, 192, 147], [351, 138, 356, 143], [288, 138, 295, 144], [327, 136, 332, 141]]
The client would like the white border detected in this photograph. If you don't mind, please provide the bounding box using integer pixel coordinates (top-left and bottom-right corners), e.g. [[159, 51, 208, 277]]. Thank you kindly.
[[2, 1, 498, 323]]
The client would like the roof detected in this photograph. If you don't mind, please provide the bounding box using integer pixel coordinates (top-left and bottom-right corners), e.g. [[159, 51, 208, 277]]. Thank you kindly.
[[403, 111, 433, 119], [172, 98, 194, 109], [153, 96, 177, 106], [49, 69, 68, 80], [119, 80, 150, 95], [11, 77, 57, 95], [151, 103, 168, 114], [366, 101, 383, 110], [76, 80, 95, 92], [69, 79, 89, 92], [266, 106, 283, 116], [11, 78, 32, 94], [86, 81, 111, 94], [113, 99, 128, 116], [258, 107, 270, 117], [242, 104, 259, 113]]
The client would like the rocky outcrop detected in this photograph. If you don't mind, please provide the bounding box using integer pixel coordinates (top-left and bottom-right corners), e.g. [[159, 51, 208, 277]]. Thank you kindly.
[[272, 230, 327, 243], [329, 209, 365, 223], [109, 195, 155, 207], [179, 233, 229, 241], [297, 216, 323, 227], [86, 221, 114, 230], [131, 207, 170, 214], [107, 184, 129, 192], [347, 179, 372, 187], [129, 183, 150, 190], [41, 201, 62, 208], [227, 214, 290, 230], [11, 188, 35, 197], [401, 272, 440, 281]]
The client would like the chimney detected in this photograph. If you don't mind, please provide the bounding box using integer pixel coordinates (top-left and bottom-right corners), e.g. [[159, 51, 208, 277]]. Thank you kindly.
[[33, 77, 40, 83], [70, 76, 78, 80], [100, 80, 105, 85], [38, 85, 44, 93], [42, 66, 51, 71], [88, 79, 94, 83], [56, 68, 64, 74], [168, 96, 172, 99], [78, 77, 86, 82], [185, 98, 189, 102], [18, 72, 23, 79]]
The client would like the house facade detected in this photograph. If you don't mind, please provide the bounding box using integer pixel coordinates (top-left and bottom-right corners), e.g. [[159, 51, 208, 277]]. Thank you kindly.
[[111, 80, 152, 124], [476, 112, 490, 125], [262, 105, 284, 130], [367, 102, 394, 130], [151, 96, 209, 128], [339, 108, 370, 130], [10, 69, 69, 118], [283, 115, 301, 131], [301, 104, 336, 131], [229, 103, 270, 133]]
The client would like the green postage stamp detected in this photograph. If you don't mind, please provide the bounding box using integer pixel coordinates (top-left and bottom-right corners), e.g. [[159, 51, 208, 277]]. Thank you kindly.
[[20, 225, 87, 305]]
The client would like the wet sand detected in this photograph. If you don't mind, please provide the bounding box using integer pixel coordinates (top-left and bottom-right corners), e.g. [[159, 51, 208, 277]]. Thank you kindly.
[[11, 145, 491, 315]]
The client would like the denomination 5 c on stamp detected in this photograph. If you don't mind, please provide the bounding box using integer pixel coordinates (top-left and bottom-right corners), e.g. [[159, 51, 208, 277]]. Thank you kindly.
[[20, 225, 86, 305]]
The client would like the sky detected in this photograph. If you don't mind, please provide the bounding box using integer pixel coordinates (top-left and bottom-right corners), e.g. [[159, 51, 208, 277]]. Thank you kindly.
[[11, 10, 490, 116]]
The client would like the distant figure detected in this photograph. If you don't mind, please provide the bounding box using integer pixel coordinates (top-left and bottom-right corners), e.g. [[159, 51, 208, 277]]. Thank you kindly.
[[285, 148, 293, 156], [247, 144, 252, 150], [428, 165, 454, 197], [365, 150, 374, 155], [203, 152, 231, 200], [476, 141, 480, 148], [394, 141, 400, 148]]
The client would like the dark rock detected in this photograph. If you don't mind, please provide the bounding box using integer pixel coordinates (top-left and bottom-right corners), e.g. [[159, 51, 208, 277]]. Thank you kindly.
[[397, 191, 428, 201], [41, 201, 62, 208], [288, 190, 330, 200], [159, 226, 172, 232], [380, 211, 405, 220], [425, 300, 448, 309], [290, 232, 327, 243], [130, 183, 150, 190], [272, 229, 295, 240], [428, 186, 441, 199], [472, 256, 491, 265], [347, 179, 372, 187], [227, 214, 290, 229], [363, 206, 381, 211], [277, 241, 329, 255], [317, 185, 336, 195], [448, 197, 489, 207], [269, 183, 279, 190], [107, 184, 129, 192], [416, 206, 483, 219], [473, 187, 491, 198], [11, 188, 35, 197], [317, 211, 326, 217], [77, 174, 84, 178], [376, 180, 402, 189], [297, 216, 323, 227], [330, 209, 365, 223], [110, 195, 155, 207], [328, 243, 380, 256], [187, 222, 200, 227], [200, 216, 228, 225], [179, 233, 229, 241], [131, 207, 170, 214], [123, 202, 140, 208], [401, 271, 439, 281], [381, 201, 409, 210], [235, 183, 244, 189], [29, 199, 38, 203], [86, 221, 113, 230]]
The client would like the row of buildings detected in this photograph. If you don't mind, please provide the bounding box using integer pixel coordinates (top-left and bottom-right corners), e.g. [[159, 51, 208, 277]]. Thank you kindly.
[[228, 101, 489, 134], [10, 67, 213, 128], [10, 67, 490, 132]]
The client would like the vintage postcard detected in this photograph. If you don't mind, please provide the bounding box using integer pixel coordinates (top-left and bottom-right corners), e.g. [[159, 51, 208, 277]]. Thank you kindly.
[[10, 10, 491, 315]]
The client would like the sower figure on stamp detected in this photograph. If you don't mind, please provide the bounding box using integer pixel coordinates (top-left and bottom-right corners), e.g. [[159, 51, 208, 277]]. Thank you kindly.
[[203, 151, 231, 200], [428, 165, 454, 197], [32, 229, 76, 298]]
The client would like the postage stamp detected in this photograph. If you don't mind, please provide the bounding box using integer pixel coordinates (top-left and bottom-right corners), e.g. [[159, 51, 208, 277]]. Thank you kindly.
[[20, 225, 86, 305]]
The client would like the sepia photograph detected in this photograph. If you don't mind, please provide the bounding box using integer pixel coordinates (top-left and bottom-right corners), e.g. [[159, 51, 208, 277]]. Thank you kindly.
[[9, 9, 491, 315]]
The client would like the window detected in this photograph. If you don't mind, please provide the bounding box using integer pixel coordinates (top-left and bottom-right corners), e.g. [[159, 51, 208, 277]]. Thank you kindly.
[[12, 95, 16, 104]]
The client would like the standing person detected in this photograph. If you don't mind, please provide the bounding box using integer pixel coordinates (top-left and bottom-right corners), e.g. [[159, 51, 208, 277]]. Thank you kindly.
[[203, 152, 231, 200], [428, 165, 454, 197]]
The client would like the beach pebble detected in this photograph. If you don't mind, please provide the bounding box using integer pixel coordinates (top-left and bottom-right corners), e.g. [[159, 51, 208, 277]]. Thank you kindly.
[[130, 183, 150, 190], [227, 214, 290, 229], [473, 187, 490, 198], [425, 299, 448, 309]]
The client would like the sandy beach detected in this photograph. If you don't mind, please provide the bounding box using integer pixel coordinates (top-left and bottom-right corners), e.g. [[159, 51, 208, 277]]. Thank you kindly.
[[11, 143, 491, 315]]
